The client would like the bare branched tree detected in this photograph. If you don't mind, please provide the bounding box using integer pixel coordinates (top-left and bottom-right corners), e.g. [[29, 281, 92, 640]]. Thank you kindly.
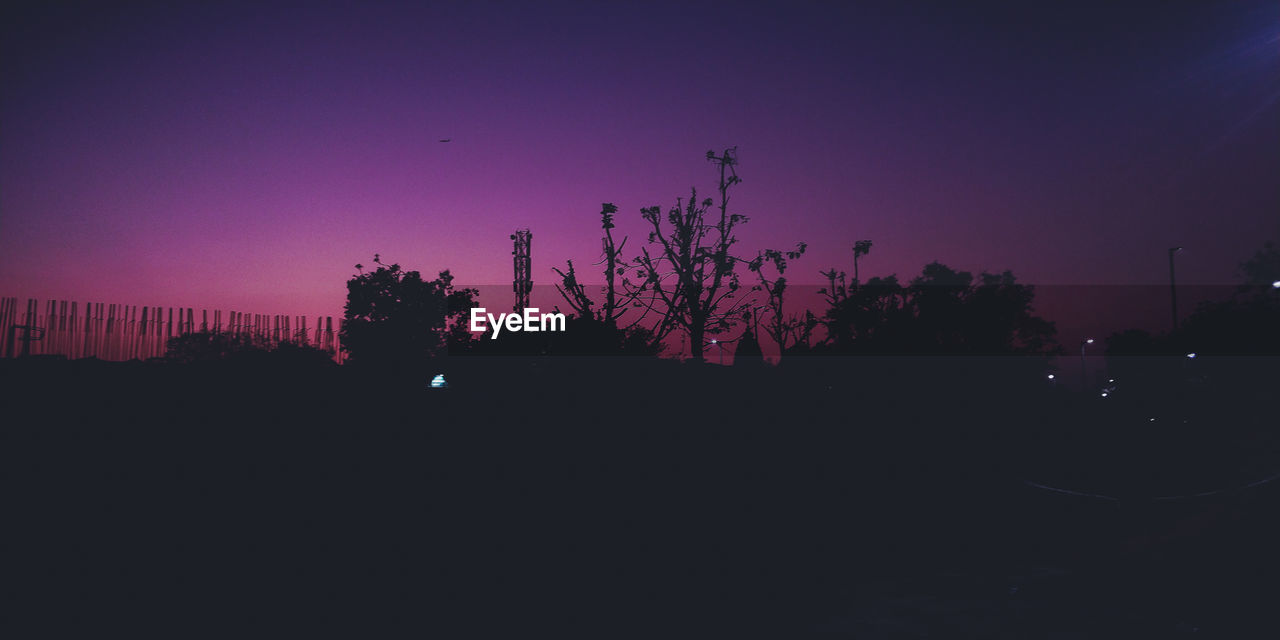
[[553, 203, 640, 327], [819, 267, 849, 311], [629, 148, 755, 361], [552, 259, 594, 319]]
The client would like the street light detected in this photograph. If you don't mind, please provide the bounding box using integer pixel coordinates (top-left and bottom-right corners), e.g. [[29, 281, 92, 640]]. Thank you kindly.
[[1169, 247, 1183, 331], [1186, 352, 1197, 359], [710, 338, 724, 365], [1272, 280, 1280, 289], [1080, 338, 1094, 389]]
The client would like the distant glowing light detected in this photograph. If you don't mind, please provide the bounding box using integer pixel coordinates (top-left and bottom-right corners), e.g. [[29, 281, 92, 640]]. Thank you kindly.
[[430, 374, 448, 388], [1085, 339, 1094, 344], [710, 339, 717, 344], [1272, 280, 1279, 289], [1186, 352, 1197, 359], [1047, 374, 1055, 380], [1101, 392, 1109, 397]]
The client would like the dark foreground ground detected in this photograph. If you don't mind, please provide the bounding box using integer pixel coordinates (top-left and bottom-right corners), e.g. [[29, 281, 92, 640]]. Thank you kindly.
[[3, 355, 1279, 637]]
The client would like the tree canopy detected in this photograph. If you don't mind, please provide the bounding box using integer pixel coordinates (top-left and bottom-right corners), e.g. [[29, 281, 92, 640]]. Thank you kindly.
[[815, 262, 1058, 355], [340, 256, 477, 372]]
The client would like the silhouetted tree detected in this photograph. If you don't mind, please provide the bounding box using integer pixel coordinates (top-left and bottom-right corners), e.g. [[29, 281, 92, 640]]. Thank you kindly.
[[818, 274, 909, 349], [554, 203, 630, 323], [748, 242, 809, 358], [553, 259, 594, 321], [630, 148, 761, 361], [819, 262, 1057, 355], [546, 202, 663, 355], [818, 268, 847, 308], [852, 240, 872, 288], [340, 255, 477, 373], [819, 239, 872, 306]]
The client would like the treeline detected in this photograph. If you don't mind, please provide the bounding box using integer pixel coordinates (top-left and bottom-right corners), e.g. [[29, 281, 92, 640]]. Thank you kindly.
[[335, 148, 1071, 370], [157, 148, 1276, 373]]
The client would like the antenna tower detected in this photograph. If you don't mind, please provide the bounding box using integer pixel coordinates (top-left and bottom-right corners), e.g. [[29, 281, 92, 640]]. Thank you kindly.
[[511, 229, 532, 312]]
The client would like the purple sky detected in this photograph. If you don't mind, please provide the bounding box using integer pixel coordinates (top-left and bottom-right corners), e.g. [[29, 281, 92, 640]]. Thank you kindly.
[[2, 1, 1277, 324]]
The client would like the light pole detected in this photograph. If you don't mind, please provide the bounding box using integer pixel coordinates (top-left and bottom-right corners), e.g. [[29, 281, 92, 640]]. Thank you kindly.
[[1169, 246, 1182, 331], [1080, 338, 1094, 389], [710, 338, 724, 365]]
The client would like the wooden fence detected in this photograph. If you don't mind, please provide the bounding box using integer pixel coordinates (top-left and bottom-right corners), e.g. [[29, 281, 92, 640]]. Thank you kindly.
[[0, 297, 342, 362]]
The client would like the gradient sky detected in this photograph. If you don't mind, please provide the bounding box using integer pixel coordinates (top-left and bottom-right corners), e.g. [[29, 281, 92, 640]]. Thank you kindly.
[[2, 1, 1277, 323]]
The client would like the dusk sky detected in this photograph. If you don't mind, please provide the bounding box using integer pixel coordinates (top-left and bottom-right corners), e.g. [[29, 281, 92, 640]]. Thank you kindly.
[[2, 1, 1277, 322]]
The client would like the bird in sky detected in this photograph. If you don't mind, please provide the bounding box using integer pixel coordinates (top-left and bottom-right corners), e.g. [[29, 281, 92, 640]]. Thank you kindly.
[[439, 138, 451, 143]]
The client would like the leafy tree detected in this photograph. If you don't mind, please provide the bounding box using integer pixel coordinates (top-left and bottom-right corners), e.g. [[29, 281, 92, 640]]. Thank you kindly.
[[748, 242, 809, 357], [958, 270, 1058, 354], [818, 261, 1057, 355], [340, 255, 477, 372], [822, 275, 911, 350]]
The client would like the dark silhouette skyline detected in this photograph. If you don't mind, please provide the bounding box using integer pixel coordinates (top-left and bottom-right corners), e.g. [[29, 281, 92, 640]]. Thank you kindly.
[[2, 1, 1277, 323], [3, 2, 1280, 636]]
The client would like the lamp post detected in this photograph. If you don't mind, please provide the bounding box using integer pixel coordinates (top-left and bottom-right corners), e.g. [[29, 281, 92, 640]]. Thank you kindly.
[[1080, 338, 1094, 389], [1169, 246, 1182, 331], [710, 338, 724, 365]]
